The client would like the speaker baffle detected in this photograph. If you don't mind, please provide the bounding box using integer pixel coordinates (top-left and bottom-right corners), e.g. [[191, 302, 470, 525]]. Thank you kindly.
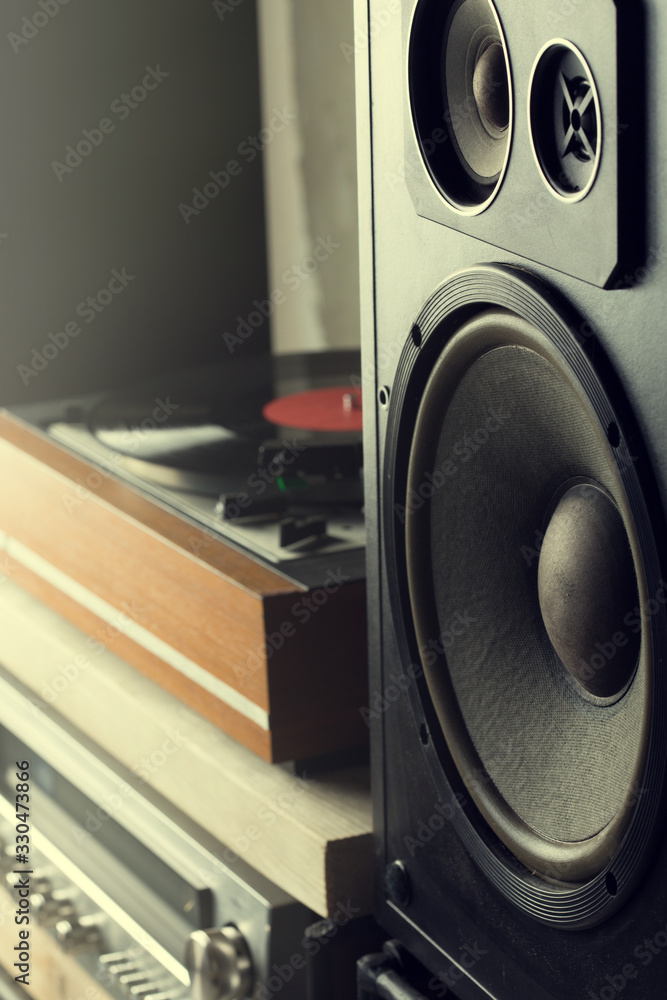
[[529, 40, 602, 201], [409, 0, 513, 214]]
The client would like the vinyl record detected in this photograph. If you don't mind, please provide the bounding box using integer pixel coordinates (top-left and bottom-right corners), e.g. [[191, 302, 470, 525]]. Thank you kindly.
[[88, 351, 361, 494]]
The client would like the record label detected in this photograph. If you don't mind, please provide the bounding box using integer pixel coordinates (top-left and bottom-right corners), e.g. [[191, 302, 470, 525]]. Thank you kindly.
[[262, 386, 362, 432]]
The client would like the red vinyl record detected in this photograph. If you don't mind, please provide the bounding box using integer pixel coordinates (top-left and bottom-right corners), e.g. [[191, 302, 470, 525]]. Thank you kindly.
[[262, 386, 362, 432]]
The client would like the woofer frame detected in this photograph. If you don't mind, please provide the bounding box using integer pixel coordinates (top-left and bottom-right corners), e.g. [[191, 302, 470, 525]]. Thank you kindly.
[[382, 264, 667, 928]]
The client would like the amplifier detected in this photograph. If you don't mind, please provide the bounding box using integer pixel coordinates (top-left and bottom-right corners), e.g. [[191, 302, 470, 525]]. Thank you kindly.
[[0, 669, 313, 1000]]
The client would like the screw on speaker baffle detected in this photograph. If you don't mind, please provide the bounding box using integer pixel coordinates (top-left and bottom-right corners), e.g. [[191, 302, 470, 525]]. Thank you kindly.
[[384, 860, 411, 908]]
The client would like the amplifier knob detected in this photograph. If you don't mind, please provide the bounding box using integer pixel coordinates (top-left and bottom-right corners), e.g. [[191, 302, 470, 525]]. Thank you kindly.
[[118, 971, 152, 990], [5, 871, 52, 896], [185, 926, 253, 1000], [33, 888, 76, 926], [99, 950, 141, 966], [32, 869, 54, 895], [129, 989, 185, 999], [99, 951, 141, 977], [55, 914, 103, 953]]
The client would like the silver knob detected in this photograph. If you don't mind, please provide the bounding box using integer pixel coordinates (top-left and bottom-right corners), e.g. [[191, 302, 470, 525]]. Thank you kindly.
[[142, 992, 186, 1000], [99, 950, 141, 967], [130, 989, 184, 1000], [33, 888, 76, 927], [129, 985, 170, 998], [118, 969, 166, 994], [185, 926, 253, 1000], [32, 870, 54, 895], [119, 971, 152, 991], [4, 871, 52, 896], [55, 914, 103, 954]]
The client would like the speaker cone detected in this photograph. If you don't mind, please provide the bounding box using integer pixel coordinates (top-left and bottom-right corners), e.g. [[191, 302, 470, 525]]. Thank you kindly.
[[409, 0, 512, 213], [384, 267, 666, 927]]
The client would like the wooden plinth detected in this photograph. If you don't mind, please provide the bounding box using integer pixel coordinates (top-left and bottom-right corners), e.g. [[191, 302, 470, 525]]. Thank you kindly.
[[0, 412, 368, 763]]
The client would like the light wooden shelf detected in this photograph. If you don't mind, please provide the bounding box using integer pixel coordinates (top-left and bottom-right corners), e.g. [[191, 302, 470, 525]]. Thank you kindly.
[[0, 579, 373, 918]]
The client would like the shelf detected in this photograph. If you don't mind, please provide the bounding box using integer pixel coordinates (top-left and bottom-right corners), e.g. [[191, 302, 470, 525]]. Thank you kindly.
[[0, 579, 373, 918]]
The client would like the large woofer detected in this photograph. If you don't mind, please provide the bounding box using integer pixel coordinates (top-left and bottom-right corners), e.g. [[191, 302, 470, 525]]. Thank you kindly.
[[384, 266, 667, 927], [409, 0, 513, 213]]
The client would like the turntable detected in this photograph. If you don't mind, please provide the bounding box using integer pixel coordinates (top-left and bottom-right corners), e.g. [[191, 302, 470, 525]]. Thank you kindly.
[[0, 351, 368, 763]]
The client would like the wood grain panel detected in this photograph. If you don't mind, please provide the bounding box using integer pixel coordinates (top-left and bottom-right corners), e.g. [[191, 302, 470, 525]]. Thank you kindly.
[[0, 419, 278, 708], [4, 561, 273, 761]]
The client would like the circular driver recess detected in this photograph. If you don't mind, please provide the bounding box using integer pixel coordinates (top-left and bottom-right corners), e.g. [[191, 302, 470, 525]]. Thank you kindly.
[[409, 0, 513, 214], [529, 39, 602, 202]]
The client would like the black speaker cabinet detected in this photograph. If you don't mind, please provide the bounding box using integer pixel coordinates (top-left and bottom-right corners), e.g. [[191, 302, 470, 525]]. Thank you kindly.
[[356, 0, 667, 996]]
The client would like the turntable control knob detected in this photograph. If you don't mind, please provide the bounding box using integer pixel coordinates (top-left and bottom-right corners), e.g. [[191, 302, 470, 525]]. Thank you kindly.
[[33, 888, 76, 926], [185, 926, 253, 1000], [55, 913, 103, 953]]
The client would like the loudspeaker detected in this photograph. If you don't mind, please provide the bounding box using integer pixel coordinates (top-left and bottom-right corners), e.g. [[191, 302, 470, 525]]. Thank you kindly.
[[356, 0, 667, 996]]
